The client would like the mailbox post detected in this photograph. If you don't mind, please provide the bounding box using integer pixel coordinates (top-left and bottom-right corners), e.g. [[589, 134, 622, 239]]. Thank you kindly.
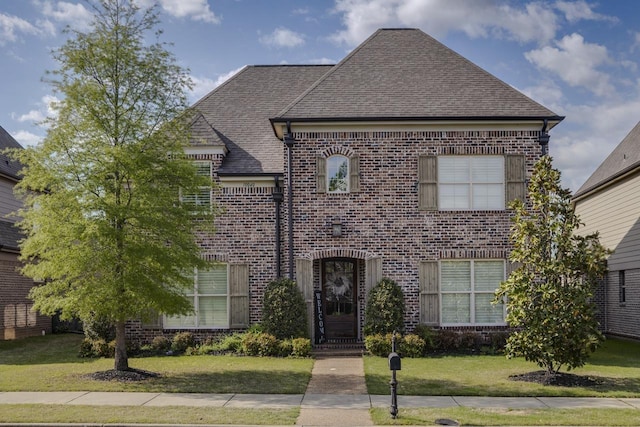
[[388, 331, 401, 419]]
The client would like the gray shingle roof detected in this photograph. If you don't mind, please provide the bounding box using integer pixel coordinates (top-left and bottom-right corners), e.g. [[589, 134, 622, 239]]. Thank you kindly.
[[574, 121, 640, 198], [0, 126, 24, 181], [192, 65, 333, 175], [274, 28, 561, 121]]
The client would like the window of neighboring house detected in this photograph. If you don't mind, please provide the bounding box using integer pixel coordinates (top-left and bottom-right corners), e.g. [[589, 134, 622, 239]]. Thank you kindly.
[[327, 155, 349, 193], [181, 161, 211, 210], [619, 270, 626, 305], [438, 156, 505, 210], [164, 264, 229, 329], [440, 260, 506, 325]]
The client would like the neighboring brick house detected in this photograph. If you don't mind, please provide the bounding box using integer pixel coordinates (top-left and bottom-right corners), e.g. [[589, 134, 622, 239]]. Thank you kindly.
[[573, 121, 640, 340], [127, 28, 563, 344], [0, 126, 52, 340]]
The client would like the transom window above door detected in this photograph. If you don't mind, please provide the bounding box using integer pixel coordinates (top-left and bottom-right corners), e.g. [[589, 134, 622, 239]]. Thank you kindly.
[[327, 155, 349, 193]]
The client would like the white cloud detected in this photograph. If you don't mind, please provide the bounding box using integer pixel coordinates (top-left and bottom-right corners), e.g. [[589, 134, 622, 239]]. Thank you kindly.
[[525, 33, 613, 97], [155, 0, 220, 24], [11, 95, 59, 125], [13, 130, 42, 147], [309, 57, 337, 65], [12, 109, 45, 124], [0, 12, 41, 45], [259, 27, 305, 48], [330, 0, 558, 47], [633, 31, 640, 52], [555, 0, 618, 24], [38, 0, 93, 31]]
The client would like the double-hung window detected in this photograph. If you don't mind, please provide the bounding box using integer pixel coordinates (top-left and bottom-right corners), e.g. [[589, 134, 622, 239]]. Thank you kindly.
[[440, 260, 505, 325], [181, 161, 211, 210], [438, 156, 505, 210], [165, 264, 229, 329]]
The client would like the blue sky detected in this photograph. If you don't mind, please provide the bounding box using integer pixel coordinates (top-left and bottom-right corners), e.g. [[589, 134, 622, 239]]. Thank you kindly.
[[1, 0, 639, 192]]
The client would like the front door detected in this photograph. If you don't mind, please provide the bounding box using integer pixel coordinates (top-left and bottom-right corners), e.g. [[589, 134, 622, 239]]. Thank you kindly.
[[322, 258, 357, 339]]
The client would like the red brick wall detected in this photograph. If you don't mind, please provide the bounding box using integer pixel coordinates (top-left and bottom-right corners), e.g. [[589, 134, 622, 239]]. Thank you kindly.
[[0, 254, 52, 340]]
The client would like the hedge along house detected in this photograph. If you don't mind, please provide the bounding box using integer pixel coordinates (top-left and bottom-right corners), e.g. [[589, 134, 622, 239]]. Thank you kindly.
[[0, 126, 52, 340], [127, 28, 563, 344]]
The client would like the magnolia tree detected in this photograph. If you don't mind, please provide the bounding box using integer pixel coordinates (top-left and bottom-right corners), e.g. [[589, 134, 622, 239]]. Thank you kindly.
[[11, 0, 215, 372], [495, 155, 610, 376]]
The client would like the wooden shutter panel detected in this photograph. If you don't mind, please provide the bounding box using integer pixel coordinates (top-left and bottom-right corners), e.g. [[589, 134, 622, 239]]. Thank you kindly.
[[316, 156, 326, 193], [365, 257, 382, 301], [418, 155, 437, 210], [505, 155, 526, 205], [349, 154, 360, 193], [419, 261, 439, 325], [295, 258, 314, 339], [229, 264, 249, 329]]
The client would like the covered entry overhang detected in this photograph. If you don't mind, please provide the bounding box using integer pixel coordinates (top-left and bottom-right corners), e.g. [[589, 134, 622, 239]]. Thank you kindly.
[[295, 249, 382, 344]]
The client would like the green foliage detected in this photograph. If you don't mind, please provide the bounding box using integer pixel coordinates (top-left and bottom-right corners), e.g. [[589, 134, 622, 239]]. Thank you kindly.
[[290, 338, 312, 358], [171, 332, 195, 354], [8, 0, 217, 372], [495, 155, 610, 375], [413, 324, 437, 352], [151, 336, 172, 353], [435, 329, 460, 352], [363, 278, 405, 335], [261, 279, 308, 339], [241, 332, 280, 357], [82, 313, 116, 342], [399, 334, 426, 358], [364, 334, 393, 357]]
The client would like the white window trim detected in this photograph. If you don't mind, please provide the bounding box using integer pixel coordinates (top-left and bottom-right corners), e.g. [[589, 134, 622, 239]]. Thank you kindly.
[[327, 154, 350, 194], [438, 156, 505, 211], [180, 161, 212, 211], [439, 259, 507, 327], [164, 264, 230, 330]]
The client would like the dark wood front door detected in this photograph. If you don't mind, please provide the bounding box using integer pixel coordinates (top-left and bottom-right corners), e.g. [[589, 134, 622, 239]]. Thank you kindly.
[[322, 258, 357, 339]]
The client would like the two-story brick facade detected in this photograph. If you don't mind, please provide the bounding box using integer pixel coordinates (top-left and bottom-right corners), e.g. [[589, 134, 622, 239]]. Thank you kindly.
[[127, 28, 563, 345], [0, 126, 52, 340]]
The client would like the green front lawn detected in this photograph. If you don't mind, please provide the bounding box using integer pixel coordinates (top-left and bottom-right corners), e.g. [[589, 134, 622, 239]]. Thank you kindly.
[[0, 333, 312, 393], [365, 338, 640, 397]]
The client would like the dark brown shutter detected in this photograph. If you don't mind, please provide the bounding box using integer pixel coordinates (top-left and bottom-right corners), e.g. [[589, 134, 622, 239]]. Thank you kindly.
[[295, 258, 314, 339], [505, 155, 526, 205], [229, 264, 249, 329], [419, 261, 439, 325], [418, 155, 437, 210], [316, 156, 326, 193], [349, 154, 360, 193]]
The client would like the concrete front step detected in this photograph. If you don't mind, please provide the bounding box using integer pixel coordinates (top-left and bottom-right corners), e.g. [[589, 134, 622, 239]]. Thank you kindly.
[[312, 342, 366, 357]]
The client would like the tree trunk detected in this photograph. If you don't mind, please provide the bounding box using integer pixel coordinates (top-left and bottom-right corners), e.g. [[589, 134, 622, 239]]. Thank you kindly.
[[114, 320, 129, 371]]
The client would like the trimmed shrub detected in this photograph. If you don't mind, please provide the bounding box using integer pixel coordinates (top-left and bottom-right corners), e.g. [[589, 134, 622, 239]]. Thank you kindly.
[[171, 332, 195, 354], [215, 333, 244, 354], [291, 338, 312, 358], [364, 333, 392, 357], [459, 332, 482, 354], [413, 324, 436, 352], [82, 313, 115, 342], [489, 331, 509, 354], [151, 335, 171, 353], [261, 279, 308, 340], [400, 334, 426, 358], [435, 329, 460, 352], [364, 278, 405, 335], [241, 332, 279, 357]]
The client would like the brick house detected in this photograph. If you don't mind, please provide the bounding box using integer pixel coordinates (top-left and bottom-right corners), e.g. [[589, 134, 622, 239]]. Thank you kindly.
[[0, 126, 52, 340], [127, 28, 563, 344], [574, 121, 640, 340]]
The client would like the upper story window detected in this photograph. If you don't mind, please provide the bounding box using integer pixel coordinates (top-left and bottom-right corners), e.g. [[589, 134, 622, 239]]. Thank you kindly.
[[181, 161, 211, 211], [419, 155, 524, 211], [439, 156, 504, 210], [316, 152, 360, 194], [327, 155, 349, 193]]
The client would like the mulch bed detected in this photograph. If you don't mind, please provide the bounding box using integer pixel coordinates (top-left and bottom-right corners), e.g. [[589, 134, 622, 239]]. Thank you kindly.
[[85, 368, 160, 382], [510, 370, 602, 387]]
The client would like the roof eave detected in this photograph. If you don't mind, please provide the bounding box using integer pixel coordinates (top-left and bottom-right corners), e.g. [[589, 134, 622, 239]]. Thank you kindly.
[[573, 162, 640, 202], [270, 115, 565, 139]]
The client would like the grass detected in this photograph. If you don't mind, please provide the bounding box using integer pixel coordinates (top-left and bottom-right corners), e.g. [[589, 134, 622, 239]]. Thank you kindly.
[[371, 407, 640, 426], [0, 404, 299, 425], [0, 333, 313, 393], [365, 338, 640, 397]]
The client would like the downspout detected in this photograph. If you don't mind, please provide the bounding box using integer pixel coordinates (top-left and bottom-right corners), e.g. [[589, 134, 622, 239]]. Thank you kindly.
[[539, 119, 550, 156], [283, 122, 295, 279], [272, 175, 283, 278]]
